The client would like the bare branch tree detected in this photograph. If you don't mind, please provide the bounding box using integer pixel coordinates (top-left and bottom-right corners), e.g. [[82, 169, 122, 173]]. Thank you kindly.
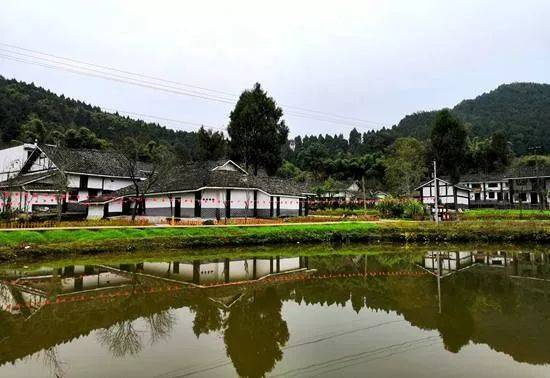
[[116, 138, 176, 221]]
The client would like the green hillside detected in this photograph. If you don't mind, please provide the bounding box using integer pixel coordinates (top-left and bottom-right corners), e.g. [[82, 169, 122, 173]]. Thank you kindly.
[[0, 75, 199, 159], [1, 76, 549, 158], [391, 83, 550, 154]]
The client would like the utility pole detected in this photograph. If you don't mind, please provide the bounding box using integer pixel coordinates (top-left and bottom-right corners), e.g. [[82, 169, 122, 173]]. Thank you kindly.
[[433, 160, 439, 224], [528, 146, 543, 211]]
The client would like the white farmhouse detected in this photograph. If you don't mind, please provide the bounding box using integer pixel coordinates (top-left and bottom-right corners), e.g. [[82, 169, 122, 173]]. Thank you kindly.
[[85, 160, 311, 220], [416, 177, 471, 209], [0, 144, 143, 214]]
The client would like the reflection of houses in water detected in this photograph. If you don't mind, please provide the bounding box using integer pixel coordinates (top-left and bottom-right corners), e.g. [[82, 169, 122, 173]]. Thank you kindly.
[[0, 265, 136, 315], [0, 257, 309, 314], [131, 256, 307, 284], [422, 250, 550, 281], [422, 252, 475, 274], [5, 265, 134, 295], [0, 283, 48, 315], [474, 251, 511, 267]]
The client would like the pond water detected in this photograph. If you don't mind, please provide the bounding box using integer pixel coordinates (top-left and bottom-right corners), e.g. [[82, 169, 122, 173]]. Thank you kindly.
[[1, 245, 550, 377]]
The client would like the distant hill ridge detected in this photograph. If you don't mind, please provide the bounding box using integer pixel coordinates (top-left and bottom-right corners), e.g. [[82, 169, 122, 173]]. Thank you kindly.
[[0, 75, 199, 159], [1, 76, 548, 155], [390, 82, 550, 154]]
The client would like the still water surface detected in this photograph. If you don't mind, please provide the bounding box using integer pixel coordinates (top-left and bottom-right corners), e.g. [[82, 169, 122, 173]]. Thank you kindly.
[[1, 246, 550, 377]]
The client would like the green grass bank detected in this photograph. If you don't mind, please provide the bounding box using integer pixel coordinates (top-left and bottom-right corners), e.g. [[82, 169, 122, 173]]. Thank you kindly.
[[462, 209, 550, 221], [0, 220, 549, 261]]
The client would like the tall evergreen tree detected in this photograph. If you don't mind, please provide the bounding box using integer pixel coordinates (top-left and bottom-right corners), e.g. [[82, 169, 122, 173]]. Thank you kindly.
[[348, 128, 361, 154], [228, 83, 289, 175], [430, 109, 467, 183], [197, 126, 227, 161]]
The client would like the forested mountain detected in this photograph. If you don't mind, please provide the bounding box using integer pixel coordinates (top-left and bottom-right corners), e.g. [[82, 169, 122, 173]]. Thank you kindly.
[[389, 83, 550, 155], [1, 76, 548, 166], [0, 75, 199, 159]]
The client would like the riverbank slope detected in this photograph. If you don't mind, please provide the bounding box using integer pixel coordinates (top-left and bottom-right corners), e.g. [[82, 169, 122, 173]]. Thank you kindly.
[[1, 220, 549, 261]]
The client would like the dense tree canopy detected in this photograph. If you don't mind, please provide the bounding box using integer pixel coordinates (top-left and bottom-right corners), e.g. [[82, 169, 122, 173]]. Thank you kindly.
[[384, 138, 427, 195], [1, 75, 549, 192], [430, 109, 467, 183], [228, 83, 289, 175], [197, 126, 226, 161], [0, 76, 199, 159]]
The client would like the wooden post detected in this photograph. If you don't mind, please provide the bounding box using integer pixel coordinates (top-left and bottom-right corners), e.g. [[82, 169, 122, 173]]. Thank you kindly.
[[433, 161, 439, 224]]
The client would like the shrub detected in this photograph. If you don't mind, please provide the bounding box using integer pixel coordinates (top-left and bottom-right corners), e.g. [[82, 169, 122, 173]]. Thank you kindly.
[[376, 196, 404, 218], [376, 197, 425, 219], [403, 199, 425, 219]]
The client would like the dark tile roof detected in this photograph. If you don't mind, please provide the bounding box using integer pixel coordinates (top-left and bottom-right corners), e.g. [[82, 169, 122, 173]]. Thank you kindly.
[[503, 166, 550, 179], [0, 171, 53, 188], [38, 145, 145, 177], [458, 166, 550, 183], [87, 161, 310, 203], [416, 178, 471, 191], [22, 182, 57, 191], [458, 172, 508, 183]]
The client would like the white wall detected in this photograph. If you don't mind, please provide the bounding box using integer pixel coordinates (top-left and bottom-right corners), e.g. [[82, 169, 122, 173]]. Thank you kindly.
[[279, 196, 300, 211], [257, 191, 271, 210], [145, 195, 172, 209], [87, 204, 104, 219], [201, 189, 226, 210], [66, 174, 133, 191], [0, 144, 35, 181], [230, 189, 254, 210]]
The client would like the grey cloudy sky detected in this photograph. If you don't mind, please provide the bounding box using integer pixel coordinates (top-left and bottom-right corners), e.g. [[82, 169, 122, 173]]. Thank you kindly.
[[1, 0, 549, 137]]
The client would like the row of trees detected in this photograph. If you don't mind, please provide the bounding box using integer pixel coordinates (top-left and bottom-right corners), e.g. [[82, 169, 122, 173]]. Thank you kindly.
[[3, 77, 543, 203], [280, 108, 515, 195]]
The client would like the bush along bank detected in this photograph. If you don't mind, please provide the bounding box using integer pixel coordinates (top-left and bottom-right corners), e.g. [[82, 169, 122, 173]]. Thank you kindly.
[[0, 220, 549, 261]]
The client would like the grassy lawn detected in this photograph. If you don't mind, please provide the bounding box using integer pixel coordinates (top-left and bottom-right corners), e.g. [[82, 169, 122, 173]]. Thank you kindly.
[[310, 208, 379, 217], [0, 220, 549, 261], [463, 208, 550, 220]]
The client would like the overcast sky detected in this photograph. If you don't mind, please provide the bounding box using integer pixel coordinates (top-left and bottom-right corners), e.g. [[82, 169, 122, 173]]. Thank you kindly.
[[1, 1, 549, 137]]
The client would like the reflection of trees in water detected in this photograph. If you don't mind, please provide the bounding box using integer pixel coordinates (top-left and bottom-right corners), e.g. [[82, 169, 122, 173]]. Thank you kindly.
[[223, 287, 289, 378], [42, 347, 66, 378], [145, 310, 176, 345], [98, 320, 143, 358], [190, 299, 223, 337], [97, 308, 175, 358]]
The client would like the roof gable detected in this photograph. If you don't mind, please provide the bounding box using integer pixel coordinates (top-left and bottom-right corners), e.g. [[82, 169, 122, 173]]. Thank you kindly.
[[415, 177, 471, 191], [211, 160, 248, 174], [21, 145, 145, 178]]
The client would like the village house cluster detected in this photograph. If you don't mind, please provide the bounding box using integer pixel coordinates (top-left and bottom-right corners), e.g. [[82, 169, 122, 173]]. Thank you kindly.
[[0, 144, 312, 220], [416, 169, 550, 211]]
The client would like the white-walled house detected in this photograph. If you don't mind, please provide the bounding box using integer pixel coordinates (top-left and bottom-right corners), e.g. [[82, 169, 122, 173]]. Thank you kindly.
[[458, 169, 550, 208], [416, 178, 471, 209], [86, 160, 311, 220], [0, 143, 39, 181], [0, 144, 143, 214]]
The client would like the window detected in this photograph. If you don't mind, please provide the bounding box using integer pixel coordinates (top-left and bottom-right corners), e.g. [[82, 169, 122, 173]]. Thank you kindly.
[[68, 189, 79, 201], [79, 175, 89, 189], [488, 192, 495, 199], [88, 189, 100, 199], [497, 192, 503, 201], [519, 193, 527, 202], [488, 183, 498, 188]]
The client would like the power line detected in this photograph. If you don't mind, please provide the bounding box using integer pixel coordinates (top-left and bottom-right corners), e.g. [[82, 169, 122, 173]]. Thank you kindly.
[[100, 107, 226, 132], [0, 51, 370, 130], [0, 42, 385, 127], [0, 51, 362, 129], [0, 42, 237, 97], [0, 42, 386, 131]]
